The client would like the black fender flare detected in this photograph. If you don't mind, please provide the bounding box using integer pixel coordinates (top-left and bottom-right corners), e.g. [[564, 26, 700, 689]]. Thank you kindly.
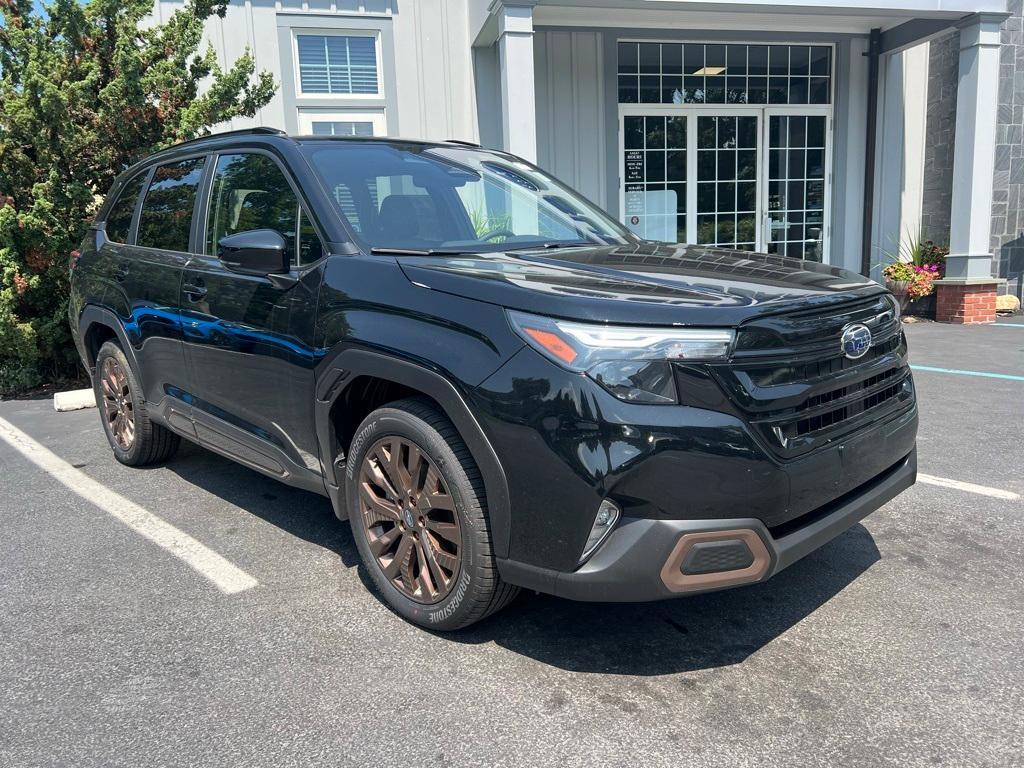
[[315, 349, 512, 560], [78, 305, 145, 389]]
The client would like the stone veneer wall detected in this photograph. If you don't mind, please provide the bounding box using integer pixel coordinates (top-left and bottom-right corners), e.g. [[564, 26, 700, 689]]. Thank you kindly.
[[922, 5, 1024, 289], [920, 31, 958, 249], [993, 0, 1024, 285]]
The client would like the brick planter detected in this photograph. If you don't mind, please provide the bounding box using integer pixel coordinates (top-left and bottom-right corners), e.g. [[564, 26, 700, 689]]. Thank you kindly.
[[933, 279, 1003, 324]]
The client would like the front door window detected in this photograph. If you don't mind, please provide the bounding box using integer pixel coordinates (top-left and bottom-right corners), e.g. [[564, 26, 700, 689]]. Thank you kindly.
[[696, 115, 758, 250], [622, 115, 686, 243], [766, 114, 828, 260]]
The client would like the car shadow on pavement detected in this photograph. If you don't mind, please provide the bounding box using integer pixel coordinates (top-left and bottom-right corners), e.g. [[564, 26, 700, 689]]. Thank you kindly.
[[161, 441, 363, 569], [161, 442, 880, 676], [449, 524, 881, 675]]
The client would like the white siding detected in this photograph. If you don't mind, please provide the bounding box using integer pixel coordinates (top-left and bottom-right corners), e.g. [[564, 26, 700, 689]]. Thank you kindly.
[[391, 0, 478, 143], [154, 0, 476, 141], [534, 30, 608, 209]]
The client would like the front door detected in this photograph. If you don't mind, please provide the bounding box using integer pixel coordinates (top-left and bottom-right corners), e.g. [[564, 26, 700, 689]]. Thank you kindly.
[[616, 42, 834, 262], [179, 150, 326, 489]]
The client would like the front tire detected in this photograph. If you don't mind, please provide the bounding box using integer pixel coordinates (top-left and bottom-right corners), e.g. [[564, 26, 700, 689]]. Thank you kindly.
[[346, 398, 518, 630], [93, 340, 180, 466]]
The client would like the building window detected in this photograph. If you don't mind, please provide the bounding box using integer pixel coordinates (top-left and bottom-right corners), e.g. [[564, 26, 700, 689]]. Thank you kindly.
[[617, 42, 832, 105], [296, 34, 379, 95], [311, 121, 375, 136]]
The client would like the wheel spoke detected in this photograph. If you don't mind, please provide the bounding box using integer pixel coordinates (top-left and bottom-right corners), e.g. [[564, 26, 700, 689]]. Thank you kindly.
[[367, 525, 401, 557], [406, 444, 426, 494], [388, 439, 408, 494], [422, 490, 454, 513], [424, 518, 460, 545], [382, 535, 413, 581], [359, 482, 401, 525], [367, 452, 400, 500], [419, 532, 449, 593], [398, 536, 417, 593], [414, 537, 439, 598]]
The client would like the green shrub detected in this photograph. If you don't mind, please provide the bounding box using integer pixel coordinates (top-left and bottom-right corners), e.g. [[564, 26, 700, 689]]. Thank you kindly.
[[0, 0, 276, 395]]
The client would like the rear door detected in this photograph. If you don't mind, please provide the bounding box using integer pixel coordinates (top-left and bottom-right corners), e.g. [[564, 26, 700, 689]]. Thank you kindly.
[[113, 156, 207, 410], [179, 150, 326, 489]]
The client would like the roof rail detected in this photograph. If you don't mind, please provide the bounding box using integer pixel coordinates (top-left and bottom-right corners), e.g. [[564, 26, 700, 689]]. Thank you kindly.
[[170, 127, 287, 149], [445, 139, 481, 148]]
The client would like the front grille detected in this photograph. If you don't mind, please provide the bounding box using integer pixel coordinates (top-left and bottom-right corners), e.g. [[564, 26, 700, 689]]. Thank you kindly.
[[708, 294, 915, 460]]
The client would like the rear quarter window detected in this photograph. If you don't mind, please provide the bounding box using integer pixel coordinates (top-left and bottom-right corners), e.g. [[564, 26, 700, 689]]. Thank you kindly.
[[137, 157, 206, 252], [104, 171, 147, 244]]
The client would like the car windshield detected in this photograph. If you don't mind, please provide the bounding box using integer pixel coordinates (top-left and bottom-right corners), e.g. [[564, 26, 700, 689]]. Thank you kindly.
[[301, 141, 635, 253]]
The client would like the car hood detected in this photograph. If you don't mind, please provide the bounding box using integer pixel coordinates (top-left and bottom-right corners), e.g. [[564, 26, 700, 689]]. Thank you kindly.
[[397, 242, 885, 326]]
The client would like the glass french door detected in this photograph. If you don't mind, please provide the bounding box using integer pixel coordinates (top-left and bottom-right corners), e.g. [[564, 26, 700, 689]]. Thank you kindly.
[[764, 108, 830, 261], [621, 113, 688, 244], [619, 106, 831, 262], [695, 113, 759, 250]]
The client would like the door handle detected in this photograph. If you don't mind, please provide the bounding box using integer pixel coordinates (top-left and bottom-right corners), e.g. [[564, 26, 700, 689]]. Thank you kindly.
[[183, 279, 207, 300], [114, 263, 130, 282]]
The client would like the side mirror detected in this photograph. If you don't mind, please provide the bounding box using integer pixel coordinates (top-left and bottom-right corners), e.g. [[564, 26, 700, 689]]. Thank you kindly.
[[217, 229, 289, 276]]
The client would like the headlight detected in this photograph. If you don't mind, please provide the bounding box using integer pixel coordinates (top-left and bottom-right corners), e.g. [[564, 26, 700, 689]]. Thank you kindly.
[[507, 310, 734, 404]]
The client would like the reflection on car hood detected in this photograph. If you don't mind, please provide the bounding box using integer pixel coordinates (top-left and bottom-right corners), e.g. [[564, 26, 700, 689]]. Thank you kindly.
[[396, 242, 885, 325]]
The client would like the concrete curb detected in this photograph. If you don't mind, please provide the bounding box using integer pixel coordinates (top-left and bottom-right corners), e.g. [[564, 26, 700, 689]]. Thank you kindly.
[[53, 389, 96, 412]]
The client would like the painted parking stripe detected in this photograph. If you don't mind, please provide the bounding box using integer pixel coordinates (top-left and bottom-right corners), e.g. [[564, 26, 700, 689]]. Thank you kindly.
[[910, 365, 1024, 382], [0, 416, 258, 595], [992, 323, 1024, 328], [918, 473, 1021, 501]]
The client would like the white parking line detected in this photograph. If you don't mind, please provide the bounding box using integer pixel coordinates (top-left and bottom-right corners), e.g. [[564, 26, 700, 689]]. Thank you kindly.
[[0, 416, 258, 595], [918, 473, 1021, 501]]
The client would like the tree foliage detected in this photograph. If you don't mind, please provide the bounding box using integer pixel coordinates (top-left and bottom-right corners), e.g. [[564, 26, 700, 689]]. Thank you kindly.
[[0, 0, 275, 392]]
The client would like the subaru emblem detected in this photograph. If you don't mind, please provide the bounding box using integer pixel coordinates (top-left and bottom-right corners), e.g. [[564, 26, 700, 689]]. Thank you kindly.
[[841, 323, 872, 360]]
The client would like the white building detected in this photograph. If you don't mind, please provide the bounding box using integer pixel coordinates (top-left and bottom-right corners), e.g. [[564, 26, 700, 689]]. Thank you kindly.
[[160, 0, 1013, 288]]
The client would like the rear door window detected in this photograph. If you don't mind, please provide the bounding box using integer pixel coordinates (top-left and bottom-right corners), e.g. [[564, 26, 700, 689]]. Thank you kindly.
[[205, 153, 300, 265], [104, 171, 147, 244], [137, 157, 207, 252]]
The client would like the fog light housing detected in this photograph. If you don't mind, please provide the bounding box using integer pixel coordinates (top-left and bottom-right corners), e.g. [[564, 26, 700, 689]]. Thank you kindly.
[[580, 499, 620, 563]]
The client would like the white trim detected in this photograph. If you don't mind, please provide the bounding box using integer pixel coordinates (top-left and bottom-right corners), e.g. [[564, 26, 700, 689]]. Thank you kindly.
[[291, 28, 384, 100]]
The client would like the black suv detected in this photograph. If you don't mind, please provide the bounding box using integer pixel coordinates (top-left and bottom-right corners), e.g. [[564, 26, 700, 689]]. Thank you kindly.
[[70, 128, 918, 630]]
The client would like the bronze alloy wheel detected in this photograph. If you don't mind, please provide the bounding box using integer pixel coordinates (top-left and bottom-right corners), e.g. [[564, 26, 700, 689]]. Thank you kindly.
[[357, 436, 463, 604], [100, 356, 135, 450]]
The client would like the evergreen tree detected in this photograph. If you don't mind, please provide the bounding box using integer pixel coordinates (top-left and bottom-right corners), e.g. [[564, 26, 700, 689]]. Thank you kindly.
[[0, 0, 275, 391]]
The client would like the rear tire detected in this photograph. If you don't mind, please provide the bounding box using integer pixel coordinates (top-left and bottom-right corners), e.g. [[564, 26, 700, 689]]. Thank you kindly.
[[93, 340, 180, 466], [346, 398, 518, 631]]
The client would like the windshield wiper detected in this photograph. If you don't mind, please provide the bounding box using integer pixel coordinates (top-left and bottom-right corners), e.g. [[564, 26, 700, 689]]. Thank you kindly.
[[370, 247, 478, 256], [503, 241, 594, 251]]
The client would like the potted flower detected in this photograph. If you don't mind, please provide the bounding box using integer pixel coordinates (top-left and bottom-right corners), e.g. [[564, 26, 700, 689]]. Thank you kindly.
[[882, 233, 947, 318]]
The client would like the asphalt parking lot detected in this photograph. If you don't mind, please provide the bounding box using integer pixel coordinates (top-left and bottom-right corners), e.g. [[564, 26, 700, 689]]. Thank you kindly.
[[1, 320, 1022, 768]]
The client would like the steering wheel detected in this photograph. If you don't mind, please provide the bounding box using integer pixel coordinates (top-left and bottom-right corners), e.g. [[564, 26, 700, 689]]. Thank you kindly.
[[479, 228, 517, 242]]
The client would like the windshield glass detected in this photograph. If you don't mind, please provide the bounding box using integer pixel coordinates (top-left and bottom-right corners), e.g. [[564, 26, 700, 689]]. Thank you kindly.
[[301, 141, 635, 253]]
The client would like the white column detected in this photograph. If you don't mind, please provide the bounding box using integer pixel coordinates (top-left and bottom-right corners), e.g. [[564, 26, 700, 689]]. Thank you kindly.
[[496, 1, 537, 162], [947, 14, 1003, 279]]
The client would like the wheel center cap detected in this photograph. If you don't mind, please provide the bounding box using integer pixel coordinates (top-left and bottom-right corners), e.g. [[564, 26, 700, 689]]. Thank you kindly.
[[403, 507, 417, 529]]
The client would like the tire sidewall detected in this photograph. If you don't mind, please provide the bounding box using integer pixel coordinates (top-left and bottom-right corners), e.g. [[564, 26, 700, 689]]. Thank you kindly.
[[346, 409, 486, 631], [93, 342, 144, 465]]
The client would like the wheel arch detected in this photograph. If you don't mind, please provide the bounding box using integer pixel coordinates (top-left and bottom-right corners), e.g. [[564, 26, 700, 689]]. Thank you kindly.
[[78, 306, 144, 388], [315, 349, 511, 560]]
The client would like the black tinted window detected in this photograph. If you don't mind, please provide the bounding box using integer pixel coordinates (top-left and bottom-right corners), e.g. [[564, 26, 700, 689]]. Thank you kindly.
[[206, 153, 299, 263], [105, 172, 147, 244], [137, 158, 206, 251], [298, 208, 324, 265]]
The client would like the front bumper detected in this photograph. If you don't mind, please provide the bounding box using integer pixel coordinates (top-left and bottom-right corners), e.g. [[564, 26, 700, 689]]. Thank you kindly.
[[497, 448, 916, 602]]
